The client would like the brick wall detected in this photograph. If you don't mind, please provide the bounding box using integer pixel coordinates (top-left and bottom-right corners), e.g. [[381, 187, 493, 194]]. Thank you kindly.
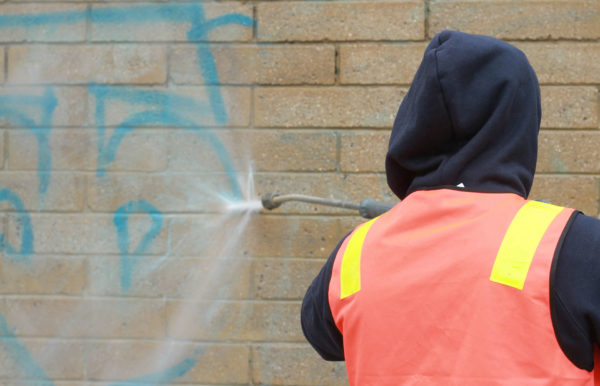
[[0, 1, 598, 385]]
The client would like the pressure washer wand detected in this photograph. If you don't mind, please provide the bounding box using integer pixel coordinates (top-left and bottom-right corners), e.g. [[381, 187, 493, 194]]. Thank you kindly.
[[261, 193, 395, 219]]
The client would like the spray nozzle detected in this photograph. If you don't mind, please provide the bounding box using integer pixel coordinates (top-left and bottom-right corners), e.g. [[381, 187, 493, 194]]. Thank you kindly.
[[261, 193, 395, 219]]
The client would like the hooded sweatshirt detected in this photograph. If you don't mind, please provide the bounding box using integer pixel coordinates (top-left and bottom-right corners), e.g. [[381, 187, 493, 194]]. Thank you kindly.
[[301, 30, 600, 372]]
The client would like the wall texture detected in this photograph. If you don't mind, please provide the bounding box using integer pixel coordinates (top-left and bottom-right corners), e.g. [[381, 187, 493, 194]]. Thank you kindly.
[[0, 1, 599, 385]]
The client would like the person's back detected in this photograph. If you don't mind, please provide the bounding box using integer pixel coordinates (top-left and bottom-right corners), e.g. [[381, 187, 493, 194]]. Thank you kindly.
[[302, 30, 600, 384], [330, 189, 590, 385]]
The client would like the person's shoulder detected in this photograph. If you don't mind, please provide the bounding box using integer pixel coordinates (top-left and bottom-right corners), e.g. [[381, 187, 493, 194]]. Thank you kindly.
[[552, 211, 600, 371], [565, 212, 600, 246]]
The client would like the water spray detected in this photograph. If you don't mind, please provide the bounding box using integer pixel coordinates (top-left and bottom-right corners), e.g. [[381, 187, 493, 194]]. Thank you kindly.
[[261, 193, 395, 219]]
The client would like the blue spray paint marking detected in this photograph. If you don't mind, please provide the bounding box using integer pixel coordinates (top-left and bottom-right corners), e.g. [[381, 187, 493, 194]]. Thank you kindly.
[[90, 3, 253, 29], [114, 201, 163, 292], [0, 10, 84, 27], [85, 2, 252, 200], [0, 3, 254, 384], [109, 350, 199, 385], [0, 189, 34, 259], [0, 4, 253, 201], [0, 88, 57, 198], [89, 84, 243, 200], [0, 3, 254, 31], [0, 314, 53, 383]]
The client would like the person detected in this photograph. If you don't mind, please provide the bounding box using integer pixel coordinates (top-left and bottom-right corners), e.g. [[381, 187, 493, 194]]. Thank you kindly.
[[301, 30, 600, 385]]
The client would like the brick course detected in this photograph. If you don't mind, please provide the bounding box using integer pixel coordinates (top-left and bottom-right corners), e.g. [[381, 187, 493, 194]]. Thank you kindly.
[[429, 1, 600, 40], [254, 87, 406, 128], [171, 44, 336, 85], [90, 3, 254, 42], [517, 42, 600, 84], [1, 1, 599, 385], [8, 45, 168, 85], [339, 43, 427, 85], [257, 2, 424, 42], [0, 4, 86, 43]]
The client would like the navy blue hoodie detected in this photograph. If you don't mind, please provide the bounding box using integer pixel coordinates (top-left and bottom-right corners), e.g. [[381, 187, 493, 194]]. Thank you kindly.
[[301, 30, 600, 371]]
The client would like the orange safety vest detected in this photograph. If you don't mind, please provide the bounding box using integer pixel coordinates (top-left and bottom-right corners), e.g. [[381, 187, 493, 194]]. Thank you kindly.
[[329, 189, 595, 385]]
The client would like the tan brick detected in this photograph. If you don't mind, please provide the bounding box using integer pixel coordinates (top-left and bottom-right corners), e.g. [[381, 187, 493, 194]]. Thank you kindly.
[[516, 42, 600, 84], [166, 300, 303, 342], [0, 48, 4, 84], [168, 215, 343, 258], [1, 382, 83, 386], [3, 298, 165, 339], [340, 43, 427, 85], [0, 130, 4, 167], [538, 131, 600, 173], [339, 215, 373, 238], [8, 130, 98, 171], [167, 129, 337, 172], [9, 130, 94, 171], [530, 175, 599, 216], [9, 129, 168, 173], [258, 2, 424, 42], [8, 45, 167, 84], [255, 87, 406, 128], [8, 214, 168, 255], [171, 44, 336, 85], [0, 338, 84, 379], [255, 173, 396, 216], [0, 172, 85, 212], [0, 256, 85, 295], [86, 342, 249, 384], [88, 86, 250, 127], [0, 4, 87, 42], [1, 383, 83, 386], [254, 258, 328, 300], [0, 87, 87, 127], [167, 214, 259, 258], [90, 3, 253, 42], [253, 344, 348, 385], [88, 174, 240, 213], [430, 1, 600, 40], [88, 256, 252, 299], [340, 130, 390, 172], [541, 86, 599, 129]]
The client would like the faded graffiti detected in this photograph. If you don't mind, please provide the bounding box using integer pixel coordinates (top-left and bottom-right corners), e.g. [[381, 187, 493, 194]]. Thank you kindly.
[[0, 88, 57, 199], [0, 189, 33, 259], [0, 2, 253, 383], [114, 200, 163, 292]]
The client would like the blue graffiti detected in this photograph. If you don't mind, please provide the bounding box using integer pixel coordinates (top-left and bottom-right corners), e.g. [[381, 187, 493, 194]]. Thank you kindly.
[[89, 84, 243, 200], [0, 189, 34, 259], [0, 3, 255, 384], [0, 3, 254, 33], [0, 88, 57, 198], [0, 10, 84, 27], [0, 3, 253, 202], [114, 200, 163, 292], [0, 313, 52, 382], [88, 4, 253, 123]]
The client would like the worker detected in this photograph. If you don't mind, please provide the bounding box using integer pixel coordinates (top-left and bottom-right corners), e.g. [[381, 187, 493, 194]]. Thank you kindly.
[[301, 30, 600, 385]]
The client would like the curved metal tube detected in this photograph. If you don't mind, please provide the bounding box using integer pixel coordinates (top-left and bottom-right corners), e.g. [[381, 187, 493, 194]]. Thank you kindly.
[[262, 193, 360, 211]]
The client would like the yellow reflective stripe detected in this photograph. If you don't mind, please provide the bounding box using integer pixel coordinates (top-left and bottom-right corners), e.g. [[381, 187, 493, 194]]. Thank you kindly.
[[340, 217, 378, 299], [490, 201, 564, 290]]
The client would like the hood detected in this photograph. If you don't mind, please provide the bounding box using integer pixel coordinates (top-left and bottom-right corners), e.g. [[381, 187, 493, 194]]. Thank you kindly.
[[385, 30, 541, 199]]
